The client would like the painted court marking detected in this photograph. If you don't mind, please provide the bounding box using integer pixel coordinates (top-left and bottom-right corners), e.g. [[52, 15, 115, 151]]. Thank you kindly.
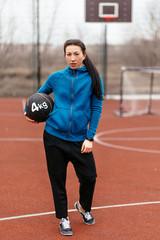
[[95, 127, 160, 154], [22, 98, 26, 110], [1, 201, 160, 222]]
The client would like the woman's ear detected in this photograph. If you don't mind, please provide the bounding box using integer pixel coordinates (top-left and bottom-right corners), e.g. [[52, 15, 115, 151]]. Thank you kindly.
[[83, 53, 87, 61]]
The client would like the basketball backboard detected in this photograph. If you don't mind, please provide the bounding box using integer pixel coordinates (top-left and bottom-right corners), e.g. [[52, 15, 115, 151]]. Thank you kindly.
[[86, 0, 132, 22]]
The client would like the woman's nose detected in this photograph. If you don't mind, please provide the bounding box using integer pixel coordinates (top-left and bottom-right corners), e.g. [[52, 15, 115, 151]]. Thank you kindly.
[[71, 55, 76, 61]]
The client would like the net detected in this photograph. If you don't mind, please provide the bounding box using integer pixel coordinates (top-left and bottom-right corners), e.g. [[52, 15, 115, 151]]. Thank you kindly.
[[115, 67, 160, 117]]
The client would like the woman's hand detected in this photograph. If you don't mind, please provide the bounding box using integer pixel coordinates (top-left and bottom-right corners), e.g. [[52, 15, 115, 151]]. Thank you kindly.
[[24, 112, 39, 124], [81, 139, 93, 154]]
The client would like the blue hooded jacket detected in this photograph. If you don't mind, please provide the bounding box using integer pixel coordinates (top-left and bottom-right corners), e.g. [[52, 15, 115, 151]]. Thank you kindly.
[[38, 66, 103, 142]]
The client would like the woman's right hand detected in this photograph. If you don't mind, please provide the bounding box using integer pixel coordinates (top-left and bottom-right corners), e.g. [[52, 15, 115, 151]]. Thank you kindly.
[[24, 112, 39, 124]]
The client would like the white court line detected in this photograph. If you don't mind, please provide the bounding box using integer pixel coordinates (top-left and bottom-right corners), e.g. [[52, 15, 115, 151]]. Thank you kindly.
[[22, 98, 26, 111], [1, 201, 160, 222], [0, 138, 42, 142], [95, 127, 160, 153], [100, 137, 160, 141]]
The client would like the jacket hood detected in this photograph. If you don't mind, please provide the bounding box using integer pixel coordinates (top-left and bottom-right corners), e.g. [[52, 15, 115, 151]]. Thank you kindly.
[[65, 66, 88, 74]]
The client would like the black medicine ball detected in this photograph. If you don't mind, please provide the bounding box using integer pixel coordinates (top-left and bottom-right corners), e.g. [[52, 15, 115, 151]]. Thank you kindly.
[[25, 93, 54, 122]]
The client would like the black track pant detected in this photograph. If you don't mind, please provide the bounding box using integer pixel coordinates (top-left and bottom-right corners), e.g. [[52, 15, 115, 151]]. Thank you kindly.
[[43, 130, 97, 219]]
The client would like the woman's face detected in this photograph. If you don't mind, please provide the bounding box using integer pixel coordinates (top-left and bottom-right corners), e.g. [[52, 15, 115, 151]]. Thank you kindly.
[[65, 45, 86, 69]]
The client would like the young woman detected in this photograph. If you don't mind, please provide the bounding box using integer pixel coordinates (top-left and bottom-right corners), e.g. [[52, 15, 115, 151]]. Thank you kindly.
[[25, 39, 103, 236]]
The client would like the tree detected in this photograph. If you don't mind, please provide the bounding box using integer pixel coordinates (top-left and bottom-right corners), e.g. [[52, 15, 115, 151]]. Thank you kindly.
[[125, 0, 160, 66]]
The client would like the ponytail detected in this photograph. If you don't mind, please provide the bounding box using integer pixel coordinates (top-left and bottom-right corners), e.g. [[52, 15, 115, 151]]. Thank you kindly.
[[64, 39, 103, 100], [83, 55, 103, 100]]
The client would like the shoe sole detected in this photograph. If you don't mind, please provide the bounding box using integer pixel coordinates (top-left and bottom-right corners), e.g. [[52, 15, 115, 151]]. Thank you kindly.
[[83, 219, 95, 225], [60, 231, 73, 236]]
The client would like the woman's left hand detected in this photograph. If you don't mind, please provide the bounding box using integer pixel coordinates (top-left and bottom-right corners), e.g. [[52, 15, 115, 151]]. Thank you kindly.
[[81, 139, 93, 154]]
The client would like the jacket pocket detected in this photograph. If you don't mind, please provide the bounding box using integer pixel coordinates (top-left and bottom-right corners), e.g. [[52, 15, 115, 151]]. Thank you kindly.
[[71, 109, 91, 134], [48, 108, 70, 132]]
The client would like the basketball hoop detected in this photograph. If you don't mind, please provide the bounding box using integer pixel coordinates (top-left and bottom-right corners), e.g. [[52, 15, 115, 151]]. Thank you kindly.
[[102, 16, 118, 22], [86, 0, 132, 23], [98, 2, 119, 21]]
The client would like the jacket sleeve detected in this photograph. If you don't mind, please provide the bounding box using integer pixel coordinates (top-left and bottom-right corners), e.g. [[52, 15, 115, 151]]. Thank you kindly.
[[37, 73, 56, 94], [87, 77, 104, 140], [23, 73, 56, 114]]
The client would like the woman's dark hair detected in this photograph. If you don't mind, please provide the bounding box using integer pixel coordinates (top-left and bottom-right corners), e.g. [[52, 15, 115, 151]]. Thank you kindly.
[[64, 39, 103, 100]]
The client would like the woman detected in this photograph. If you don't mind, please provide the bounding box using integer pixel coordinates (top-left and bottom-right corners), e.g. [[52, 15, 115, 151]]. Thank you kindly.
[[25, 39, 103, 236]]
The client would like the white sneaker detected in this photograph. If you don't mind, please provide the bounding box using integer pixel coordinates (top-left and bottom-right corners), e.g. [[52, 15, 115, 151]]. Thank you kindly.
[[74, 202, 95, 225], [59, 218, 73, 236]]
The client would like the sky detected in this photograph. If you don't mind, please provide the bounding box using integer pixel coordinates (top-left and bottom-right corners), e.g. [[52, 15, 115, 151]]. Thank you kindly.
[[0, 0, 159, 46]]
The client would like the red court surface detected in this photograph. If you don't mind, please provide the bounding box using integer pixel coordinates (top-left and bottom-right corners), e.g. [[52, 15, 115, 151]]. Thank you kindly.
[[1, 98, 160, 240]]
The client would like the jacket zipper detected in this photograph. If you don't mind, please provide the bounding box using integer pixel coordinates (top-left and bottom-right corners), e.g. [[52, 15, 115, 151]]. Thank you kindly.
[[66, 71, 75, 140]]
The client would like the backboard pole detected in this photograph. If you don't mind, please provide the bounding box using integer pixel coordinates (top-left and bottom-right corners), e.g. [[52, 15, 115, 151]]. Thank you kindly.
[[32, 0, 37, 92], [103, 25, 107, 97], [37, 0, 41, 90], [148, 72, 154, 114]]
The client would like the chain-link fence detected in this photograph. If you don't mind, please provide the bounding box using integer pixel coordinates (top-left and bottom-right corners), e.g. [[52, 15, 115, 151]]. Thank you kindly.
[[0, 0, 103, 97]]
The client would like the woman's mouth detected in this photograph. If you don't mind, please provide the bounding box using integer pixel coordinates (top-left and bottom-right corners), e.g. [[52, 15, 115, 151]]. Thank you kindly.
[[70, 63, 76, 68]]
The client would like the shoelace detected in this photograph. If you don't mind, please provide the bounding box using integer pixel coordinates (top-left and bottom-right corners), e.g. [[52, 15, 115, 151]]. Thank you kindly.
[[61, 218, 71, 229], [83, 212, 92, 220]]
